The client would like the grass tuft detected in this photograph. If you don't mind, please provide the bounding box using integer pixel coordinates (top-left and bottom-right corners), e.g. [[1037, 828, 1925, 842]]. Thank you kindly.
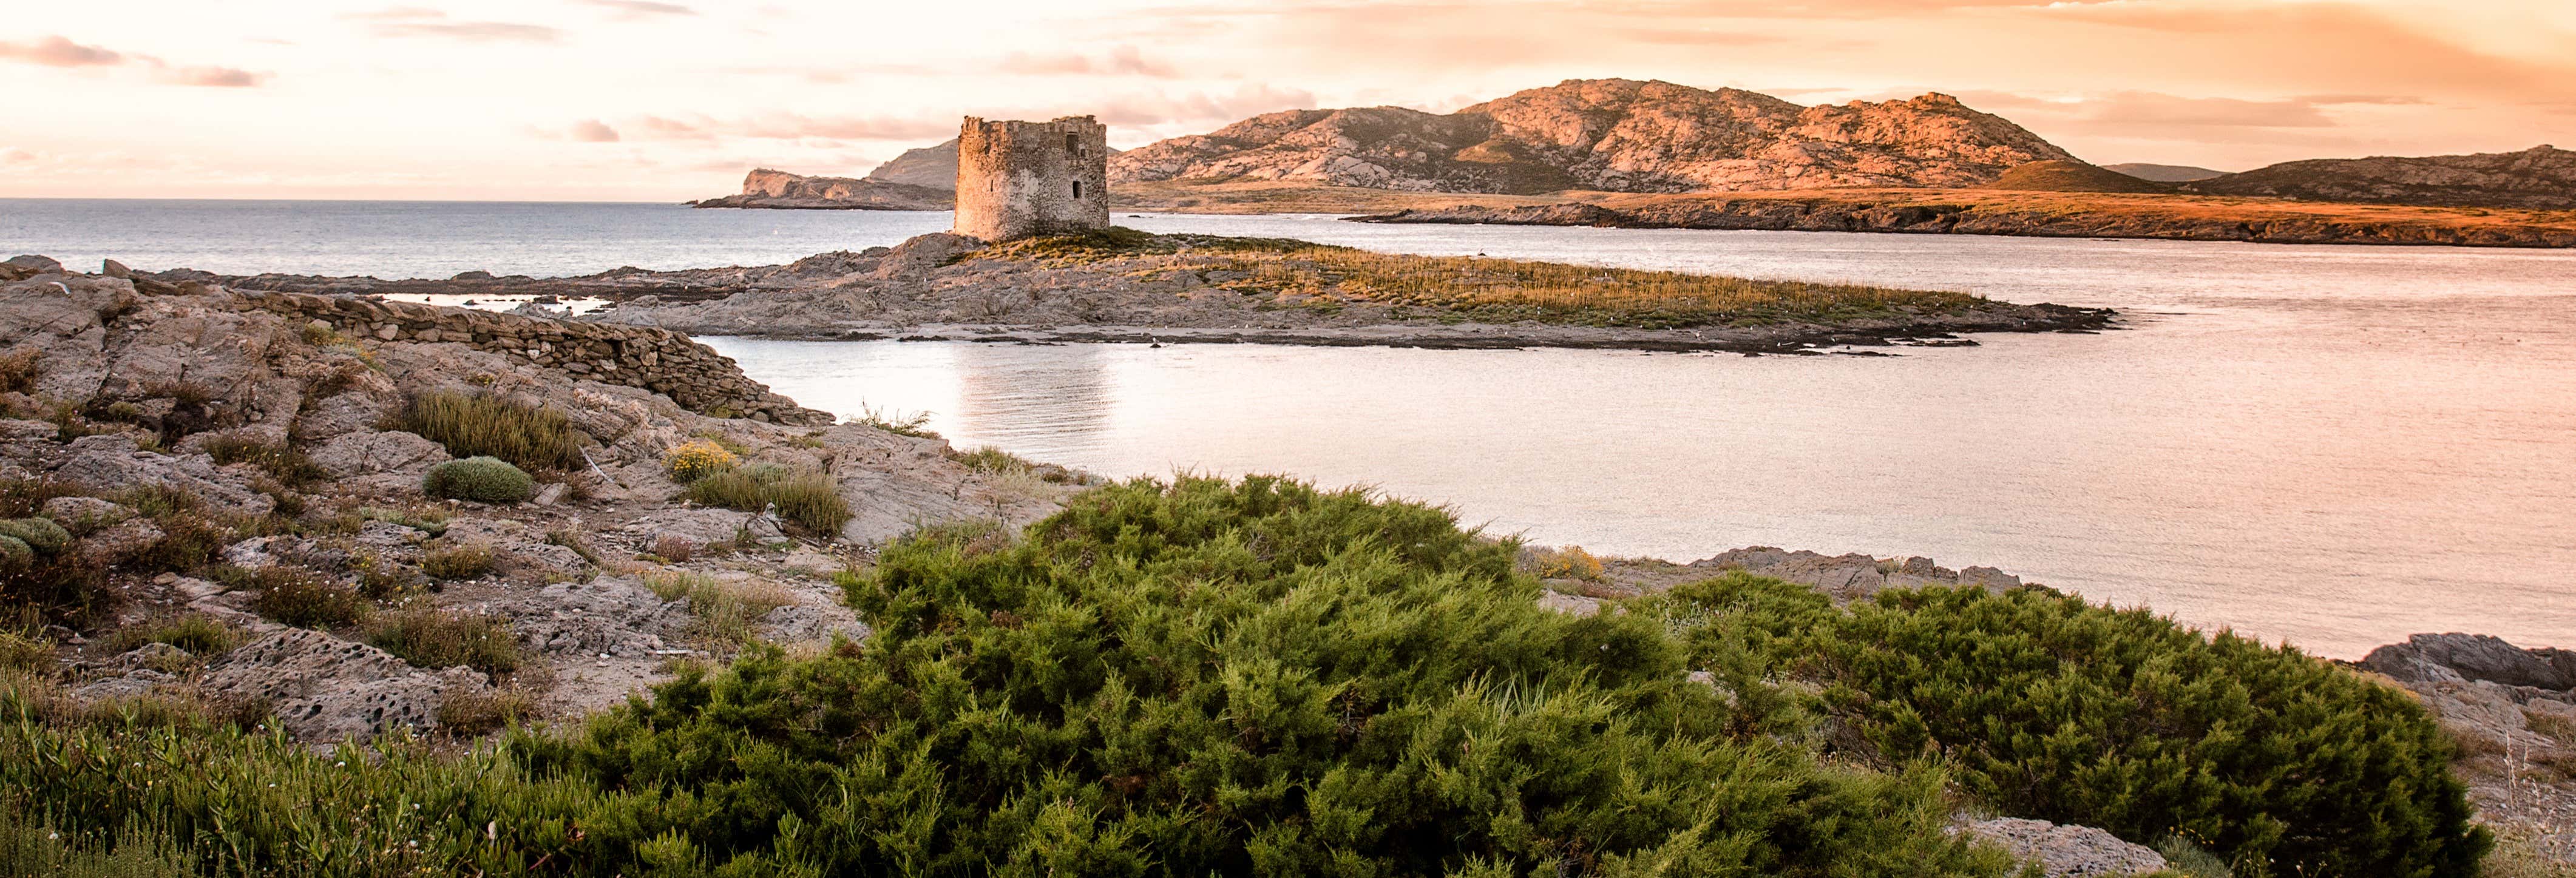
[[392, 391, 586, 471], [364, 605, 519, 675]]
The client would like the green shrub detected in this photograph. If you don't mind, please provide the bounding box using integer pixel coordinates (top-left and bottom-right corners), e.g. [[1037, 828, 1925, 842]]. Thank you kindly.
[[421, 542, 496, 581], [1634, 575, 2489, 878], [0, 808, 194, 878], [364, 606, 519, 675], [245, 567, 365, 629], [0, 536, 27, 571], [200, 434, 328, 488], [516, 476, 2013, 876], [0, 518, 69, 555], [394, 391, 586, 471], [422, 456, 534, 504], [683, 466, 851, 535]]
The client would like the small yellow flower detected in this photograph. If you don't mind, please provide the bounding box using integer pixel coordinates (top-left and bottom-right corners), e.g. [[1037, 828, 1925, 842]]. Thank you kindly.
[[663, 440, 739, 484]]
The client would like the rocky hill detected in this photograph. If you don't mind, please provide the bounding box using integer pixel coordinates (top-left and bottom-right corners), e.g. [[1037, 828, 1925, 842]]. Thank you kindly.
[[1109, 79, 2075, 194], [1987, 160, 2176, 194], [2185, 145, 2576, 209], [863, 138, 960, 191], [2102, 163, 2226, 183], [690, 167, 953, 211]]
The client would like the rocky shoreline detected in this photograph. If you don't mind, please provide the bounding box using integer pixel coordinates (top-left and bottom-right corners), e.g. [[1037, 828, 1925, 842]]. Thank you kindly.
[[1348, 195, 2576, 248]]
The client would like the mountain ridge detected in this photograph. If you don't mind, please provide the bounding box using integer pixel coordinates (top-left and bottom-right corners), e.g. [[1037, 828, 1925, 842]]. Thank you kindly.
[[1108, 78, 2076, 194], [2184, 145, 2576, 209]]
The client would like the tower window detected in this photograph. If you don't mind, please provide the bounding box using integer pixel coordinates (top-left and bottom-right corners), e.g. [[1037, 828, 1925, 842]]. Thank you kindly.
[[1065, 133, 1077, 152], [1073, 180, 1083, 198]]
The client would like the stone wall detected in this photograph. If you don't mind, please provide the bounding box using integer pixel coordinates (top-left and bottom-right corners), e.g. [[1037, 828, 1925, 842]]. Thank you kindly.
[[954, 115, 1110, 241], [236, 290, 832, 425]]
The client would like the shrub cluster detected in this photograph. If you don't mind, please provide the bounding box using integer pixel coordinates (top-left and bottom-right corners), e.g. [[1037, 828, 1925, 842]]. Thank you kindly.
[[394, 391, 586, 471], [103, 615, 245, 657], [423, 457, 535, 504], [1526, 544, 1605, 581], [661, 439, 739, 484], [682, 464, 850, 535], [518, 476, 2006, 876], [1632, 573, 2489, 878]]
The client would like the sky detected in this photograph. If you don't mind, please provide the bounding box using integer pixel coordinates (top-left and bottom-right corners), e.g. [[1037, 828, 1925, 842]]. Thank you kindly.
[[4, 0, 2572, 201]]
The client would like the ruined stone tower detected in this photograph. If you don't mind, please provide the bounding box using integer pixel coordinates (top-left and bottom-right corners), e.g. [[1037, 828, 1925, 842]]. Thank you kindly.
[[953, 115, 1110, 242]]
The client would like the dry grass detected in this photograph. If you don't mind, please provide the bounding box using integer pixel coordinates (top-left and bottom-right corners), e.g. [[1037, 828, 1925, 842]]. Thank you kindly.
[[641, 569, 794, 646], [1525, 545, 1606, 581], [420, 543, 495, 581], [363, 605, 519, 675], [977, 228, 1974, 328]]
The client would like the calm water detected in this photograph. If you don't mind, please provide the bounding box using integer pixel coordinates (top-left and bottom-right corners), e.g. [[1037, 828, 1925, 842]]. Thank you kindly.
[[7, 200, 2571, 655]]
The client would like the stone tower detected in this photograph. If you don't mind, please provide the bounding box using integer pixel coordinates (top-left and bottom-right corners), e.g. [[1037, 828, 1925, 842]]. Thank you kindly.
[[953, 115, 1110, 242]]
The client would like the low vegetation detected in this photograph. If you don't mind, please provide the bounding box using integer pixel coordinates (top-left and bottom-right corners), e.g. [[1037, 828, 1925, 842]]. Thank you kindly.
[[640, 569, 791, 646], [199, 434, 328, 488], [660, 439, 738, 484], [419, 542, 496, 581], [393, 391, 587, 472], [976, 228, 1981, 329], [422, 456, 535, 504], [682, 464, 850, 535], [362, 605, 520, 675], [102, 615, 245, 657], [1630, 573, 2490, 877], [0, 475, 2498, 876], [240, 565, 367, 630]]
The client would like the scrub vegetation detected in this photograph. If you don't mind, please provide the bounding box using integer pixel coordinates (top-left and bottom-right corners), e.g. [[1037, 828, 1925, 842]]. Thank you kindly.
[[0, 476, 2488, 877]]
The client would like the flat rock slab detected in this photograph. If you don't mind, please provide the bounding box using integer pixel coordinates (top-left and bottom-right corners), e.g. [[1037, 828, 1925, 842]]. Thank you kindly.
[[1958, 817, 2168, 877], [200, 629, 486, 741]]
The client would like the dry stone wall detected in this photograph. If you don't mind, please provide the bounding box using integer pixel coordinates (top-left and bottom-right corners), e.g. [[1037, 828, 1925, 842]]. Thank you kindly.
[[236, 289, 832, 425]]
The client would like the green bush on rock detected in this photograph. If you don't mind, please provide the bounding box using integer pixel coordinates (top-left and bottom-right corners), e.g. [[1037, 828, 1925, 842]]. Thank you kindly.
[[424, 456, 535, 504], [1633, 573, 2489, 878]]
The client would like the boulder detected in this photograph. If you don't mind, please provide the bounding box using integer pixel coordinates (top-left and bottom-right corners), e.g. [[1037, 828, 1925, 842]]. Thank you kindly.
[[39, 495, 129, 532], [310, 429, 450, 479], [52, 434, 273, 518], [199, 629, 489, 741], [2362, 633, 2575, 691], [101, 259, 132, 279], [625, 506, 783, 549], [2, 255, 62, 274], [500, 575, 683, 658], [1957, 817, 2168, 877], [759, 603, 872, 646]]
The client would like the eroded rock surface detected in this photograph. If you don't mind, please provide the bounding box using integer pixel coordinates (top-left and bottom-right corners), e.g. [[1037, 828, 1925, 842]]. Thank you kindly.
[[1956, 818, 2168, 877], [201, 629, 489, 741]]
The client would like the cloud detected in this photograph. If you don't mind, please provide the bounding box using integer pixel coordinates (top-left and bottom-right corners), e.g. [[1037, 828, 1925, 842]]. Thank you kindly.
[[613, 113, 961, 143], [0, 35, 124, 67], [0, 35, 266, 87], [578, 0, 697, 18], [348, 7, 564, 43], [158, 65, 265, 87], [570, 119, 622, 142], [1090, 83, 1318, 127], [1, 148, 36, 164], [995, 45, 1178, 78]]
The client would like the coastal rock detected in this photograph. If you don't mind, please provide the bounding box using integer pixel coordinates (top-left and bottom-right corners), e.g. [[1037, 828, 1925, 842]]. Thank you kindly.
[[52, 434, 273, 518], [1686, 545, 2019, 601], [2362, 633, 2576, 691], [101, 259, 132, 279], [200, 629, 489, 741], [500, 576, 683, 658], [693, 168, 955, 211], [1956, 817, 2168, 877], [310, 429, 450, 479], [3, 255, 63, 274], [759, 603, 872, 646]]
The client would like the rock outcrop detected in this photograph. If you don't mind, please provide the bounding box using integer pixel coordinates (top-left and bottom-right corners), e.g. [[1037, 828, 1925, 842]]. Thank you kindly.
[[1686, 546, 2022, 602], [200, 629, 490, 741], [2186, 145, 2576, 209], [690, 167, 954, 211], [1955, 818, 2169, 877], [863, 138, 961, 191], [1111, 79, 2075, 194], [2355, 633, 2576, 862]]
